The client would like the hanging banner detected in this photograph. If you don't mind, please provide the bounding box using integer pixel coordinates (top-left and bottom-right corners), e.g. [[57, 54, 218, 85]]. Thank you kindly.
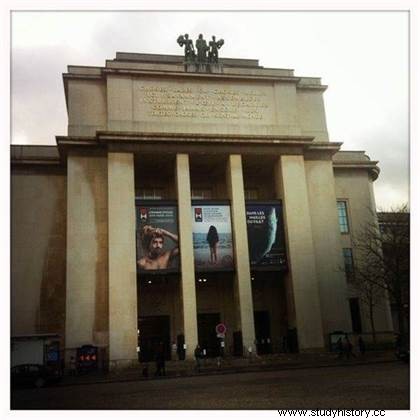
[[136, 204, 179, 273], [192, 204, 234, 272], [246, 203, 287, 270]]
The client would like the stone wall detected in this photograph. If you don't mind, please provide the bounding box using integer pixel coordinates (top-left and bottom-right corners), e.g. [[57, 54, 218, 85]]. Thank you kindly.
[[11, 171, 67, 338]]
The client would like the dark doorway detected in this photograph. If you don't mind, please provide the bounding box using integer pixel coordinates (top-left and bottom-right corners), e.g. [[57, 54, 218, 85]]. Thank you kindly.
[[349, 298, 362, 333], [254, 310, 272, 354], [138, 315, 171, 362], [198, 313, 220, 357], [233, 331, 243, 357]]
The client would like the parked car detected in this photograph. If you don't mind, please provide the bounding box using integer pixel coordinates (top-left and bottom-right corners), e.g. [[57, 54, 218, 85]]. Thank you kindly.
[[11, 364, 62, 388]]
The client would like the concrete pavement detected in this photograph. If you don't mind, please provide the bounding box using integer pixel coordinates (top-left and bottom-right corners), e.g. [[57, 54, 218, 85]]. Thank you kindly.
[[59, 349, 400, 387]]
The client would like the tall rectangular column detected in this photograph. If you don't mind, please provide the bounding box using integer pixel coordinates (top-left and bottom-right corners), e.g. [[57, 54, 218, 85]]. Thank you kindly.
[[226, 155, 256, 354], [108, 153, 138, 369], [65, 155, 108, 359], [305, 160, 352, 335], [175, 154, 198, 359], [275, 155, 324, 350]]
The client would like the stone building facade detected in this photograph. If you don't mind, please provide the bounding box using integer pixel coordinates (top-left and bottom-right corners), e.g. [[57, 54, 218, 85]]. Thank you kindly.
[[11, 52, 394, 369]]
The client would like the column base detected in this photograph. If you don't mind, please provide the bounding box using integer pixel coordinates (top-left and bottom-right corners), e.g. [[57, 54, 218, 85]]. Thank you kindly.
[[299, 347, 326, 353], [108, 359, 139, 371]]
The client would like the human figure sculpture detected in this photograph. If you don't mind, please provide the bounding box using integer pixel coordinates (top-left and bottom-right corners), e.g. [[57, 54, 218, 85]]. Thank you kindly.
[[195, 34, 209, 64], [208, 35, 224, 63], [177, 33, 195, 62], [177, 33, 224, 68]]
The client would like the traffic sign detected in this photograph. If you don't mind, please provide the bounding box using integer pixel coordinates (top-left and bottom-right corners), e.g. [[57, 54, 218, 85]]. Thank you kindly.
[[215, 323, 227, 335]]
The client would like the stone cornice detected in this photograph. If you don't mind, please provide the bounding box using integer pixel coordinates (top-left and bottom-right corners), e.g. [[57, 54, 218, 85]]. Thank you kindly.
[[304, 142, 343, 160], [296, 84, 328, 92], [63, 73, 103, 82], [53, 133, 347, 164], [100, 67, 301, 84], [333, 161, 380, 181], [62, 69, 327, 91], [96, 131, 316, 145], [63, 66, 311, 85], [55, 132, 318, 160], [11, 158, 61, 166], [15, 135, 378, 180], [11, 145, 62, 168], [11, 156, 66, 175]]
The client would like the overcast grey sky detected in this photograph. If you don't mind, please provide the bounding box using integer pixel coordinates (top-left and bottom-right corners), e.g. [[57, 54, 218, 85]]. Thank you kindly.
[[11, 10, 409, 210]]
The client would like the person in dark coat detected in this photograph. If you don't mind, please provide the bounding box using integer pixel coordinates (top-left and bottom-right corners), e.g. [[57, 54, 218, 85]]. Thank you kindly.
[[336, 337, 344, 359], [194, 344, 202, 372], [142, 364, 149, 378], [207, 225, 219, 265], [358, 336, 366, 355], [69, 356, 77, 376], [154, 342, 166, 376], [344, 334, 356, 359]]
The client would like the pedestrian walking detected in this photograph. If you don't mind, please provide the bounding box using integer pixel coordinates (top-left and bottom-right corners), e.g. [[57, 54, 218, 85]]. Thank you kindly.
[[176, 338, 184, 361], [69, 356, 77, 376], [344, 334, 356, 359], [142, 363, 149, 378], [171, 341, 177, 360], [336, 337, 344, 359], [282, 335, 288, 353], [194, 344, 202, 372], [358, 336, 366, 356], [159, 352, 166, 376], [154, 342, 166, 376]]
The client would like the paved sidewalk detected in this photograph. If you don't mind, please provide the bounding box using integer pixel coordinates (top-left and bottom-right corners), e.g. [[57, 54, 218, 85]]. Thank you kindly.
[[59, 350, 399, 387]]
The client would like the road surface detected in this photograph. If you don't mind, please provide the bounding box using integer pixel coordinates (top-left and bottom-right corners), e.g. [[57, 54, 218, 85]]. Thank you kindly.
[[11, 361, 409, 410]]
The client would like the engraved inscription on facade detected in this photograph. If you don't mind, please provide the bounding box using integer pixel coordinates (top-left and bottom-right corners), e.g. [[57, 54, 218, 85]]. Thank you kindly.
[[137, 85, 269, 120]]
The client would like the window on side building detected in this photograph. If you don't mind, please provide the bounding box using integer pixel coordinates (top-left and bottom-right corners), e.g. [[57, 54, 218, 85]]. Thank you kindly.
[[342, 248, 354, 279], [337, 201, 350, 233], [349, 298, 362, 333]]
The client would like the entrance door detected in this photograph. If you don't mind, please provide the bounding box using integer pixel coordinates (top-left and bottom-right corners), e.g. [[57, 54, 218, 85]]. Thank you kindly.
[[254, 311, 272, 354], [198, 313, 221, 357], [138, 315, 171, 362], [349, 298, 362, 333]]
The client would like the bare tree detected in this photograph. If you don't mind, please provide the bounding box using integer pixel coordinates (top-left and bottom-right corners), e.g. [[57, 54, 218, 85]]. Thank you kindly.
[[376, 205, 410, 338], [350, 204, 409, 341], [347, 258, 385, 344]]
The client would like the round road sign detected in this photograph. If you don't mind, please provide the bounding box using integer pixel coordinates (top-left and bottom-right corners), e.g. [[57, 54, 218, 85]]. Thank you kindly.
[[215, 323, 227, 335]]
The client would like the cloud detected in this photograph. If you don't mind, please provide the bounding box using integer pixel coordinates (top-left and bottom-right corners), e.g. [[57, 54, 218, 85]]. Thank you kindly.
[[12, 46, 69, 143]]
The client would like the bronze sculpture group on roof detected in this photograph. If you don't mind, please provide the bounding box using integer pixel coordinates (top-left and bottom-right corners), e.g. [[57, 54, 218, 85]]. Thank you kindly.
[[177, 33, 224, 64]]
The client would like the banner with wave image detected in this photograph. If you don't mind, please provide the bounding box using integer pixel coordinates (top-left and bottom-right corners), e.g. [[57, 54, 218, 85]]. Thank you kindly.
[[246, 203, 287, 270]]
